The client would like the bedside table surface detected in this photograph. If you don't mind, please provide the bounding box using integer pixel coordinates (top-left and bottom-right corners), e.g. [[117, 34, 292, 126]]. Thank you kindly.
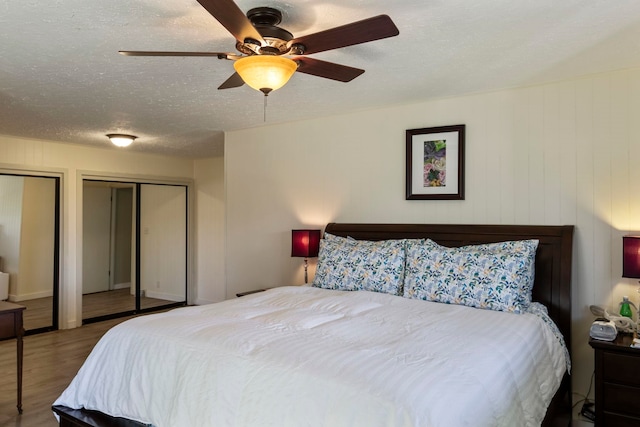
[[589, 333, 637, 354], [0, 301, 26, 312]]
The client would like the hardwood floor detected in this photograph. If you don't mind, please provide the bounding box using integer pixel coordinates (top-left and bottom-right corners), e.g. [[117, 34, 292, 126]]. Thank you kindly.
[[0, 316, 134, 426], [82, 288, 174, 320], [20, 297, 53, 332], [18, 288, 178, 333]]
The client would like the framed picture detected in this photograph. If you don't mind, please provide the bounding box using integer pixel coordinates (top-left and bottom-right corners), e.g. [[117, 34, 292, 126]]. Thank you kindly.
[[405, 124, 465, 200]]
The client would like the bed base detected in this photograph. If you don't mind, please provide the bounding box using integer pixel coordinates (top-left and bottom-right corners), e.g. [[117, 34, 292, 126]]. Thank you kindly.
[[52, 223, 574, 427], [53, 405, 147, 427]]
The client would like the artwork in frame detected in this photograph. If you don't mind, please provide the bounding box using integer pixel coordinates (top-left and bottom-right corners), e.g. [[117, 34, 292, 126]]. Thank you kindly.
[[405, 124, 465, 200]]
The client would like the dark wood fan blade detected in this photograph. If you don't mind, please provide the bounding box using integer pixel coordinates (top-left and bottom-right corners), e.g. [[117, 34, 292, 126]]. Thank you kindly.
[[294, 57, 364, 82], [119, 51, 240, 59], [287, 15, 399, 55], [197, 0, 264, 44], [218, 72, 245, 89]]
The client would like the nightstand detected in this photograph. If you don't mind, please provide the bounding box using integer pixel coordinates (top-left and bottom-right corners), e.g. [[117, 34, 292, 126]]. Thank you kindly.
[[589, 333, 640, 426], [236, 289, 266, 297]]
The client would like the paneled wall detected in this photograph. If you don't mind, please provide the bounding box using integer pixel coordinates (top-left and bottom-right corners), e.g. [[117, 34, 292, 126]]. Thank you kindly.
[[225, 67, 640, 409]]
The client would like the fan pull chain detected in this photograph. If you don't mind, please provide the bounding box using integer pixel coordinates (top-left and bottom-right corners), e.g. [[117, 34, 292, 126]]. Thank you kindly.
[[264, 93, 267, 122], [260, 88, 272, 123]]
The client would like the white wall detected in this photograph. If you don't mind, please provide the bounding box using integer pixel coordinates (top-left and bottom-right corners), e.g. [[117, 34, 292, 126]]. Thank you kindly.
[[17, 176, 56, 300], [194, 156, 226, 304], [82, 185, 112, 294], [225, 68, 640, 413], [140, 184, 187, 301], [113, 187, 133, 287], [0, 135, 195, 328], [0, 175, 24, 293]]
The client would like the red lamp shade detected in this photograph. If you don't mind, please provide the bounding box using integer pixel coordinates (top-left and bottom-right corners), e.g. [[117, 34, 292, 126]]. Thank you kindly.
[[291, 229, 321, 258], [623, 236, 640, 278]]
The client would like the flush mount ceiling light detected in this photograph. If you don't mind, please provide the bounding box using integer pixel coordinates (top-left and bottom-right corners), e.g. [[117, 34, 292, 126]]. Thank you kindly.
[[233, 55, 297, 95], [106, 134, 137, 147]]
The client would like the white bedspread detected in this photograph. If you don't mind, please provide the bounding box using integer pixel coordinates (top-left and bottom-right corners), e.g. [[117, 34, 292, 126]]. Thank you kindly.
[[54, 286, 568, 427]]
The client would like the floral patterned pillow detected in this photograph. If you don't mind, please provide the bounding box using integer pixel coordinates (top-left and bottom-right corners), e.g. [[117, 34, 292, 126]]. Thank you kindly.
[[403, 239, 539, 313], [312, 237, 406, 296], [323, 232, 354, 242]]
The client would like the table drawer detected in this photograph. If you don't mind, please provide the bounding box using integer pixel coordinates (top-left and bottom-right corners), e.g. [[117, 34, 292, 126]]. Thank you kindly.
[[603, 382, 640, 418], [603, 351, 640, 385], [0, 311, 17, 339], [603, 411, 640, 427]]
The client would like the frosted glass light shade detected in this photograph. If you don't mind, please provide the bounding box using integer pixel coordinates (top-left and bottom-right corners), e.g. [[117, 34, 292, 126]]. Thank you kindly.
[[106, 134, 137, 147], [234, 56, 297, 94]]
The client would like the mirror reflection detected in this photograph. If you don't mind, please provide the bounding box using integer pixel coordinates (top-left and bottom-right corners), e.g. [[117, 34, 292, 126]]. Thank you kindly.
[[82, 181, 186, 322], [0, 174, 58, 333]]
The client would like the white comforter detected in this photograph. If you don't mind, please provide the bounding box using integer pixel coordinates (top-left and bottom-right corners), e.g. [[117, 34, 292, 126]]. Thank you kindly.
[[54, 286, 568, 427]]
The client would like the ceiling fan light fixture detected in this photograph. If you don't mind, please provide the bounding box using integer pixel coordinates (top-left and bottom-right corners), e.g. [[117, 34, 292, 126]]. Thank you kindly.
[[106, 134, 137, 147], [233, 55, 297, 94]]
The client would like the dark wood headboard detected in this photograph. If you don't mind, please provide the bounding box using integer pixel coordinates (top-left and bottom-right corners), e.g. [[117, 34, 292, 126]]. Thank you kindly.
[[324, 223, 575, 425]]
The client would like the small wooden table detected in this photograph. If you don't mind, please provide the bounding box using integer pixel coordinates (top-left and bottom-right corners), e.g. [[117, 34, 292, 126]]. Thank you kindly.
[[589, 333, 640, 426], [0, 301, 26, 414]]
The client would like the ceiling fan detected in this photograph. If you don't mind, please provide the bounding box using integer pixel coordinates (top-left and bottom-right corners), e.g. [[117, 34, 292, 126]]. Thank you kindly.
[[119, 0, 399, 95]]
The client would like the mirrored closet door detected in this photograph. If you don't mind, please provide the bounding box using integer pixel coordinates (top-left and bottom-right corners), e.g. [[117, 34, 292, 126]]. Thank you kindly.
[[138, 183, 187, 312], [82, 180, 187, 323], [0, 174, 60, 334]]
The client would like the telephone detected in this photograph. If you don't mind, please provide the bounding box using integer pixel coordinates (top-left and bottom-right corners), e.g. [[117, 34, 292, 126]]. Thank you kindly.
[[590, 305, 637, 333]]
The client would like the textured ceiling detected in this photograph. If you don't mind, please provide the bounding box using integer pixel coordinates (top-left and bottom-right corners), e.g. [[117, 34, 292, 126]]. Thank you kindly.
[[2, 0, 640, 158]]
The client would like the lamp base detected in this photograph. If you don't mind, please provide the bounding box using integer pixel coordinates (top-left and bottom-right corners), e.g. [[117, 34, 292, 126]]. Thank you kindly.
[[303, 258, 309, 284]]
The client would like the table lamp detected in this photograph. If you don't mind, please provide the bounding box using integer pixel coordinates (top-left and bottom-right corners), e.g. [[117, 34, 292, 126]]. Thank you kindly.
[[291, 229, 321, 284], [623, 236, 640, 281]]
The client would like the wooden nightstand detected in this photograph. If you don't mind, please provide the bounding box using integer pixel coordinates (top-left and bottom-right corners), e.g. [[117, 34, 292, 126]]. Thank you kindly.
[[589, 333, 640, 426]]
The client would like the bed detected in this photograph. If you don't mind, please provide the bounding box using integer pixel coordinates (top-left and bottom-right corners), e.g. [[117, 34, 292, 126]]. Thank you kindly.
[[52, 223, 574, 427]]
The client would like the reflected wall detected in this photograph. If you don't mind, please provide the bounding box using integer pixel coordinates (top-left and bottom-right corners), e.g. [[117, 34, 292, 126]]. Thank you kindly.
[[0, 174, 59, 333]]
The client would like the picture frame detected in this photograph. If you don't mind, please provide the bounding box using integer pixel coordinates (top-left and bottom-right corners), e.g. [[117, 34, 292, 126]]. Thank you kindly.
[[405, 124, 465, 200]]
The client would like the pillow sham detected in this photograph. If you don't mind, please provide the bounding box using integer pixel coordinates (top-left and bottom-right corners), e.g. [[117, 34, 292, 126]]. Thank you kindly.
[[313, 237, 406, 296], [323, 232, 354, 242], [403, 238, 538, 313]]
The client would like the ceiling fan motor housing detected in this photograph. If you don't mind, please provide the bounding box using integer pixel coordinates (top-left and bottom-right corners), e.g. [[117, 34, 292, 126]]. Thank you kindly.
[[237, 7, 297, 56]]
